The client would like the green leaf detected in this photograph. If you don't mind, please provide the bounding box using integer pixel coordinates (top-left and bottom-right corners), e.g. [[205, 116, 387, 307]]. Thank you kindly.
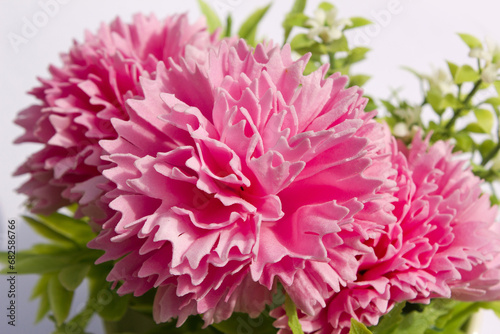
[[0, 251, 8, 265], [28, 243, 75, 255], [31, 274, 51, 300], [371, 302, 405, 334], [26, 213, 96, 246], [58, 264, 90, 291], [345, 47, 371, 65], [197, 0, 222, 33], [447, 61, 459, 80], [290, 0, 306, 13], [48, 275, 74, 326], [464, 123, 487, 133], [98, 291, 131, 321], [480, 301, 500, 318], [480, 140, 497, 160], [428, 302, 479, 334], [306, 42, 328, 55], [283, 13, 309, 29], [304, 59, 319, 75], [350, 319, 373, 334], [283, 0, 307, 42], [458, 33, 483, 50], [23, 216, 75, 246], [479, 81, 491, 90], [238, 4, 272, 46], [35, 291, 50, 323], [491, 194, 500, 205], [319, 2, 335, 12], [381, 100, 396, 113], [284, 294, 304, 334], [402, 66, 424, 80], [441, 94, 461, 109], [474, 108, 494, 133], [290, 33, 315, 49], [39, 213, 95, 244], [85, 262, 131, 321], [10, 253, 76, 274], [365, 96, 377, 112], [485, 97, 500, 106], [345, 17, 373, 30], [349, 74, 371, 87], [223, 15, 232, 38], [326, 35, 349, 53], [399, 300, 455, 334], [494, 81, 500, 96], [453, 132, 475, 152], [426, 89, 444, 113], [454, 65, 480, 84]]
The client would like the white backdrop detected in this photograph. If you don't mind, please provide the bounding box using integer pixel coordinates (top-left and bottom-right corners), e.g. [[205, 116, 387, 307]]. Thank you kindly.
[[1, 0, 499, 333]]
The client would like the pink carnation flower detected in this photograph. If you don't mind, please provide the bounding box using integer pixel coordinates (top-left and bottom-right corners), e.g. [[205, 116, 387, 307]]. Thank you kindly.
[[273, 132, 500, 334], [90, 39, 396, 326], [14, 13, 220, 221]]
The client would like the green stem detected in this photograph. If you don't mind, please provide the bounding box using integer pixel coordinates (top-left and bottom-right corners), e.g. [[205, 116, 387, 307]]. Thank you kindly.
[[284, 294, 304, 334], [328, 52, 335, 70], [445, 79, 482, 130], [224, 15, 232, 38]]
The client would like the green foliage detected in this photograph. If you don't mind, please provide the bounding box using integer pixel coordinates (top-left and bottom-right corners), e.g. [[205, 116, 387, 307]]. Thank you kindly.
[[7, 2, 500, 334], [350, 319, 373, 334], [454, 65, 480, 84], [369, 300, 500, 334], [211, 312, 277, 334], [458, 33, 483, 49], [369, 300, 464, 334], [284, 294, 304, 334], [2, 212, 109, 332], [48, 274, 74, 325], [345, 17, 373, 30], [345, 47, 371, 64], [25, 213, 96, 246], [349, 74, 371, 87], [284, 1, 372, 83], [396, 300, 453, 334], [197, 0, 270, 46], [58, 264, 90, 291], [381, 33, 500, 189], [494, 81, 500, 95], [238, 4, 272, 46], [474, 108, 494, 133], [196, 0, 222, 33], [318, 2, 335, 12], [371, 303, 406, 334], [283, 0, 307, 42], [224, 15, 232, 38]]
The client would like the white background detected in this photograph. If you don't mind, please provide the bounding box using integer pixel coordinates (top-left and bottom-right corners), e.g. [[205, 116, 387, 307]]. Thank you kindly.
[[0, 0, 499, 333]]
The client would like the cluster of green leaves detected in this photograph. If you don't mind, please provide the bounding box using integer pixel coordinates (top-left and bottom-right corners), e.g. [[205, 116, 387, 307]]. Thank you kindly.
[[0, 212, 130, 333], [197, 0, 271, 46], [199, 0, 373, 93], [3, 2, 500, 334], [370, 299, 500, 334], [346, 299, 500, 334], [381, 33, 500, 202], [0, 211, 233, 334], [283, 0, 373, 89]]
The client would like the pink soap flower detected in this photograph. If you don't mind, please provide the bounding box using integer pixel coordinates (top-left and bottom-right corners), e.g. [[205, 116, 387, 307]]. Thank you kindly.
[[272, 132, 500, 334], [89, 39, 397, 326], [14, 13, 220, 222]]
